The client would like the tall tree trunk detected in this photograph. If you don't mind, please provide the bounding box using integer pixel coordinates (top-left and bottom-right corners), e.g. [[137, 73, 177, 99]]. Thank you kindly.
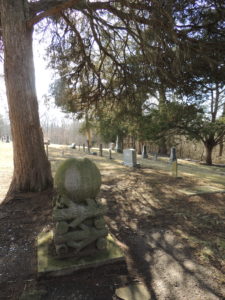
[[158, 86, 168, 155], [158, 138, 168, 155], [1, 0, 53, 197], [136, 141, 142, 155], [204, 142, 214, 165]]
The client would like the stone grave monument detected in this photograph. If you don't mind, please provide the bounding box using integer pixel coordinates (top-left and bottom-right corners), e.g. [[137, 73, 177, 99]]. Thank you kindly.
[[153, 152, 158, 160], [53, 158, 108, 258], [170, 147, 177, 162], [170, 147, 178, 177], [109, 149, 112, 159], [123, 149, 137, 167], [142, 145, 148, 159], [109, 142, 115, 150], [70, 143, 76, 149], [37, 158, 124, 277]]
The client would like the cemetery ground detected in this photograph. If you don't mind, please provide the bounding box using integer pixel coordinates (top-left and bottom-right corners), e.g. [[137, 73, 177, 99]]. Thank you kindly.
[[0, 143, 225, 299]]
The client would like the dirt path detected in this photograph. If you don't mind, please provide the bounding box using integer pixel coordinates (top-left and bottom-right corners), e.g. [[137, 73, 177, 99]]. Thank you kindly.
[[0, 144, 225, 299]]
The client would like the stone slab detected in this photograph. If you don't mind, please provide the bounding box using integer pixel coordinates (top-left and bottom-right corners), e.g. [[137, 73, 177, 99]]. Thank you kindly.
[[37, 230, 124, 278], [123, 149, 137, 167], [115, 283, 150, 300]]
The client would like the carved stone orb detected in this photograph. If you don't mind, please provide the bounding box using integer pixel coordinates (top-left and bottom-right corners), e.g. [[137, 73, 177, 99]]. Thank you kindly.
[[54, 158, 101, 203]]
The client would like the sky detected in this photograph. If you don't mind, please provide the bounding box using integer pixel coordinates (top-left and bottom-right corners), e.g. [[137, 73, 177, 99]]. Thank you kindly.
[[0, 34, 72, 125]]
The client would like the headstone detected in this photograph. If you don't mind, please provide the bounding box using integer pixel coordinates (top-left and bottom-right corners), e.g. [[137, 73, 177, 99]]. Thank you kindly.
[[109, 149, 112, 159], [99, 144, 103, 157], [109, 142, 115, 150], [123, 149, 137, 167], [53, 158, 108, 259], [170, 147, 177, 162], [70, 143, 76, 149], [142, 145, 148, 159], [154, 153, 158, 161]]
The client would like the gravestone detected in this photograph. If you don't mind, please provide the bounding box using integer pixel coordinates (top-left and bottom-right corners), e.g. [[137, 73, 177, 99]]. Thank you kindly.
[[142, 145, 148, 159], [70, 143, 76, 149], [123, 149, 137, 167], [109, 149, 112, 159], [53, 158, 108, 258], [170, 147, 177, 162], [153, 153, 158, 161], [99, 144, 103, 157]]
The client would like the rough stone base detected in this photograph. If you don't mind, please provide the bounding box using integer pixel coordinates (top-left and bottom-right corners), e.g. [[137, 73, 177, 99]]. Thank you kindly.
[[37, 230, 124, 278]]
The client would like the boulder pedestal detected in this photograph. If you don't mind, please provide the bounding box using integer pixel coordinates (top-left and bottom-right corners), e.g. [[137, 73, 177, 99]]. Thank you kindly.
[[37, 230, 124, 278]]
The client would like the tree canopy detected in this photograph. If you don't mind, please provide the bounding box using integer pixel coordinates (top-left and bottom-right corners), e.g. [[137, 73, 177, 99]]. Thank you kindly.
[[47, 0, 225, 114]]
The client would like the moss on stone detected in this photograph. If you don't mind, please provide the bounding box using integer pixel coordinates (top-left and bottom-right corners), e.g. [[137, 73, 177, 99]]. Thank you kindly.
[[37, 230, 124, 276], [54, 158, 101, 203]]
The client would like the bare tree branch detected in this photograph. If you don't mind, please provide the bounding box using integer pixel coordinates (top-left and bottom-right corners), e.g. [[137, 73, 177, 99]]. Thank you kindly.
[[28, 0, 152, 28], [28, 0, 85, 27]]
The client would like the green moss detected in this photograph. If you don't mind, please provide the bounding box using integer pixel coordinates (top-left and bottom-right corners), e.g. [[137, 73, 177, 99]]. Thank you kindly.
[[37, 230, 124, 276], [54, 158, 101, 202]]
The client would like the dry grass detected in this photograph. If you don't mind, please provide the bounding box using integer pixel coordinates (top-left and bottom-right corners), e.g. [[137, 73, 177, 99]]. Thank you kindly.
[[1, 142, 225, 201]]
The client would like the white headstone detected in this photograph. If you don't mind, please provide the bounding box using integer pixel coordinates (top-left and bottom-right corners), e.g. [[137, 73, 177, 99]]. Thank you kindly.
[[123, 149, 137, 167]]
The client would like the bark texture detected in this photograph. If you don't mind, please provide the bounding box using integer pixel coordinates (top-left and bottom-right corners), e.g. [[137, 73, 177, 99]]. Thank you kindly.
[[1, 0, 53, 196], [204, 142, 214, 165]]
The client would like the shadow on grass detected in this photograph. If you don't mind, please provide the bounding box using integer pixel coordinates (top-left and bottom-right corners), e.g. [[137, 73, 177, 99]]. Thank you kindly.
[[102, 171, 225, 299]]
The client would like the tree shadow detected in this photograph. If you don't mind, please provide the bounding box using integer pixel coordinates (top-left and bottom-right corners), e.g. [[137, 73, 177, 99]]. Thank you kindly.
[[102, 170, 225, 299]]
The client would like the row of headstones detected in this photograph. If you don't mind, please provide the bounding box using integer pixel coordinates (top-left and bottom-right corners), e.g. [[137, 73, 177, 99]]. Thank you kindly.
[[124, 146, 177, 164], [142, 145, 177, 161], [71, 143, 177, 164], [1, 135, 10, 143], [70, 143, 113, 159], [123, 147, 178, 177]]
